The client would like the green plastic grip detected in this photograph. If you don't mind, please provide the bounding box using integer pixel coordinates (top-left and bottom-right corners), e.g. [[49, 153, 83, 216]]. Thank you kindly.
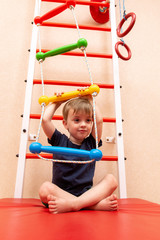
[[36, 38, 88, 61]]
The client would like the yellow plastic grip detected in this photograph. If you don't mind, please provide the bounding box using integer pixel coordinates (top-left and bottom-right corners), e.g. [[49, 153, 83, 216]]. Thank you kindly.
[[39, 84, 100, 106]]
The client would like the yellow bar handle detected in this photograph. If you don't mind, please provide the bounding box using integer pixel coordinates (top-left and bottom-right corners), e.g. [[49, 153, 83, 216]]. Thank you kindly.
[[39, 84, 100, 106]]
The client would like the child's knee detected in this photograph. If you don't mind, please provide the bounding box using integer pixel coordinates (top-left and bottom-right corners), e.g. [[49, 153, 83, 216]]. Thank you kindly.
[[39, 181, 54, 198], [105, 174, 118, 189]]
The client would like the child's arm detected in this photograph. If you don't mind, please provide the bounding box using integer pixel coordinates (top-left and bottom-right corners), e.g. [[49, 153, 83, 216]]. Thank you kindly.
[[80, 90, 103, 143], [91, 103, 103, 143], [42, 102, 61, 140]]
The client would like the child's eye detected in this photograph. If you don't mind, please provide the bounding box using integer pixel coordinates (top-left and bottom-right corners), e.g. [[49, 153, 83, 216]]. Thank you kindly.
[[74, 119, 79, 122], [86, 119, 92, 123]]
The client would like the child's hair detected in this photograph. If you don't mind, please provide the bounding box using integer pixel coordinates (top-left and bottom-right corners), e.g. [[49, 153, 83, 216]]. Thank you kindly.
[[62, 98, 93, 121]]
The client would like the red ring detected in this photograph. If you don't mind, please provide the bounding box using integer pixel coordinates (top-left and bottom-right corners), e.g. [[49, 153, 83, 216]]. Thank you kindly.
[[90, 0, 110, 24], [117, 12, 136, 37], [115, 41, 131, 61]]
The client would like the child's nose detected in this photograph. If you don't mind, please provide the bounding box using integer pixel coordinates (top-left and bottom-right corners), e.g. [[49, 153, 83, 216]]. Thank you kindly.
[[80, 121, 86, 127]]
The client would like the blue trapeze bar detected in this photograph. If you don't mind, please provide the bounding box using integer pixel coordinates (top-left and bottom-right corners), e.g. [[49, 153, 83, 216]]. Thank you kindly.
[[29, 142, 102, 161]]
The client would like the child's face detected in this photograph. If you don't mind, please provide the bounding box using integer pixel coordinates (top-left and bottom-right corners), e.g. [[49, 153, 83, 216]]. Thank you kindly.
[[63, 108, 93, 145]]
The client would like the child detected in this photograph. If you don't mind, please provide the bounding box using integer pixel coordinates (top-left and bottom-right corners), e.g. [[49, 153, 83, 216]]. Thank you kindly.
[[39, 93, 118, 213]]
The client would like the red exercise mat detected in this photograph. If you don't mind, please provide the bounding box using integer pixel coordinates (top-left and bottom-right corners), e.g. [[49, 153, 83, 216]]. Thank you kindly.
[[0, 198, 160, 240]]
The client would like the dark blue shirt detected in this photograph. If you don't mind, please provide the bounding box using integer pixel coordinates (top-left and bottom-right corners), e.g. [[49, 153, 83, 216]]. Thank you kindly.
[[48, 129, 102, 196]]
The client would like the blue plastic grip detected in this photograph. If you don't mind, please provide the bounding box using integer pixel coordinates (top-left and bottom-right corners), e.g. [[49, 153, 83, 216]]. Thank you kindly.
[[29, 142, 102, 161]]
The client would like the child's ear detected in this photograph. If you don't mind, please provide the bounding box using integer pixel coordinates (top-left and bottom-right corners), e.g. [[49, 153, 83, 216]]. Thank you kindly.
[[63, 119, 68, 129]]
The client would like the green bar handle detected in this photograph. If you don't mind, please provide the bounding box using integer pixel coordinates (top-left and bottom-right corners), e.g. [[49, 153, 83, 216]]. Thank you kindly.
[[36, 38, 88, 61]]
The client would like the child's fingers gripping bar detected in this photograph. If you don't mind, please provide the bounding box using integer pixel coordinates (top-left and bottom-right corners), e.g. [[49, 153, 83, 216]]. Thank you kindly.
[[39, 84, 100, 105]]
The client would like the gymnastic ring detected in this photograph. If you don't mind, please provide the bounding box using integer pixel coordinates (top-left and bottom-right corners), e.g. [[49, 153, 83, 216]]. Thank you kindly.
[[89, 0, 110, 24], [115, 41, 131, 61], [117, 12, 136, 37]]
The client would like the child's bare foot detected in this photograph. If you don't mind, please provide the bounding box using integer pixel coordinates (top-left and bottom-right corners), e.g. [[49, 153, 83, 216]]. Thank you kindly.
[[47, 194, 118, 214], [88, 194, 118, 211], [47, 195, 77, 214]]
